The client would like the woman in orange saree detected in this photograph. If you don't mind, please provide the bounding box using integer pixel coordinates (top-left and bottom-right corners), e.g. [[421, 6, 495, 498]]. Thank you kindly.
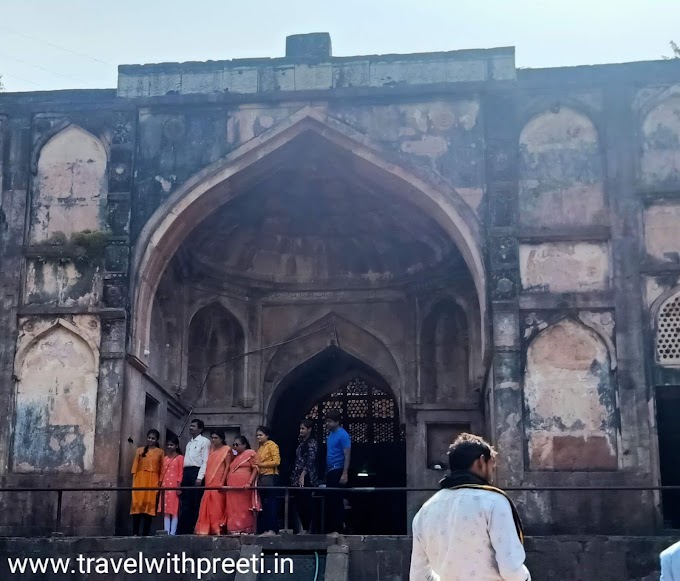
[[195, 430, 232, 535], [225, 436, 261, 534]]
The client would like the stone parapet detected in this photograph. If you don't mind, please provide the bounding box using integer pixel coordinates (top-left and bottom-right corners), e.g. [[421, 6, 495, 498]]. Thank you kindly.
[[117, 42, 515, 98]]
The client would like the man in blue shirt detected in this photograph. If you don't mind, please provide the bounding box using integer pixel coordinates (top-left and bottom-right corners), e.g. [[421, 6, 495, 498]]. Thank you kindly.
[[324, 409, 351, 533], [661, 540, 680, 580]]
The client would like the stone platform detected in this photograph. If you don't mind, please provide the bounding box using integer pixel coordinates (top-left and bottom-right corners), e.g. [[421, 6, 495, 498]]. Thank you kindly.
[[0, 534, 674, 580]]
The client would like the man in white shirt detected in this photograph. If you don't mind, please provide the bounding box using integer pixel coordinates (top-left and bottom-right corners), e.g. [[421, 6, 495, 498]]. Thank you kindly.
[[177, 418, 210, 534], [661, 540, 680, 580], [410, 433, 531, 581]]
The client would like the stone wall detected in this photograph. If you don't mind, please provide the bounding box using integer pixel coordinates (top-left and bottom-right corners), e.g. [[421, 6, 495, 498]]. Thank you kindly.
[[1, 38, 680, 538]]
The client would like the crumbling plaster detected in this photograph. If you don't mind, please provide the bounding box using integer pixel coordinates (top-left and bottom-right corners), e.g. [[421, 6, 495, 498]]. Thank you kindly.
[[12, 316, 100, 474], [30, 125, 108, 243], [524, 318, 618, 471]]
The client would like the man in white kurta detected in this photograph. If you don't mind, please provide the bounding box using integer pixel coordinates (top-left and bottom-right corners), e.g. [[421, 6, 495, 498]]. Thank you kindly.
[[661, 540, 680, 580], [410, 434, 531, 581]]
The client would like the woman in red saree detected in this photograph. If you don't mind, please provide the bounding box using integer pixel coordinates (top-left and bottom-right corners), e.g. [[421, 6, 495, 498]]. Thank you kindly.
[[225, 436, 260, 534], [195, 430, 232, 535]]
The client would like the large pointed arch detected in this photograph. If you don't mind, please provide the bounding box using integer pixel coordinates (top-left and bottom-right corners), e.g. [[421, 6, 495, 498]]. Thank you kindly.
[[130, 106, 487, 363]]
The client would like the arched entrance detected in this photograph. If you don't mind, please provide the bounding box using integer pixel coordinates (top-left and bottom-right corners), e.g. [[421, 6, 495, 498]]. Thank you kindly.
[[119, 107, 487, 533], [270, 347, 406, 535]]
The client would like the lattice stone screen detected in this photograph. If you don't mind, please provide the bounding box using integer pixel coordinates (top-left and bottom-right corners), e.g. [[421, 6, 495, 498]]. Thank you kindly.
[[657, 292, 680, 365], [305, 378, 405, 445]]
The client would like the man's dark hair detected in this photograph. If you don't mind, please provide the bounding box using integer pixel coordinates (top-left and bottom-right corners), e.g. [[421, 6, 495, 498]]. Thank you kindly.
[[447, 433, 496, 471], [190, 418, 205, 430], [325, 410, 342, 423]]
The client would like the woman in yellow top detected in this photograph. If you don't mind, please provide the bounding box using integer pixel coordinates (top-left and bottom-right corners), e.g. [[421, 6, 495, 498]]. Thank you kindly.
[[255, 426, 281, 535], [130, 429, 164, 536]]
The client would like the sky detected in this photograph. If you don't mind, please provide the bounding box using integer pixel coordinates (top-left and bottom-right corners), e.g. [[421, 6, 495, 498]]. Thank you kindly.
[[1, 0, 679, 92]]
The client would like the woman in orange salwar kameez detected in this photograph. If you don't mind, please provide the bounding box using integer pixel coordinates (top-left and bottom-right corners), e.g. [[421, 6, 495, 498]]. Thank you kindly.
[[225, 436, 261, 534], [158, 435, 184, 535], [195, 430, 232, 535], [130, 429, 164, 536]]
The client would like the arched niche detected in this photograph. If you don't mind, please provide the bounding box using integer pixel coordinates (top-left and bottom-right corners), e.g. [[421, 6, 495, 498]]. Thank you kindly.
[[12, 319, 99, 473], [420, 299, 469, 403], [641, 94, 680, 189], [148, 264, 183, 387], [654, 287, 680, 367], [519, 107, 605, 227], [524, 318, 618, 471], [31, 125, 108, 243], [187, 303, 245, 406]]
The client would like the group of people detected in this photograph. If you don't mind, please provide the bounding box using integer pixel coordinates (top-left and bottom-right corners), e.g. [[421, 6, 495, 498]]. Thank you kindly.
[[129, 410, 351, 537], [131, 418, 680, 580]]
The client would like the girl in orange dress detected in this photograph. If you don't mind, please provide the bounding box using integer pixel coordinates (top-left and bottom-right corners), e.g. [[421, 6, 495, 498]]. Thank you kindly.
[[130, 429, 164, 536], [158, 435, 184, 535], [225, 436, 261, 534], [195, 430, 233, 535]]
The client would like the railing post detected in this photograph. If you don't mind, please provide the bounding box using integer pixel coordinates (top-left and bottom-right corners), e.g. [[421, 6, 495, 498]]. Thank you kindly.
[[160, 485, 166, 533], [320, 489, 325, 533], [284, 487, 290, 532], [55, 490, 63, 534]]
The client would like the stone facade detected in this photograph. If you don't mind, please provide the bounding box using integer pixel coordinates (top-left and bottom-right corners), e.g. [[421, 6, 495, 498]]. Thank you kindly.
[[0, 33, 679, 537]]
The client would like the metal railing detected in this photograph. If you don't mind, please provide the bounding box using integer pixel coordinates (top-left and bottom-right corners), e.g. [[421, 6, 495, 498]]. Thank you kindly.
[[0, 484, 676, 536]]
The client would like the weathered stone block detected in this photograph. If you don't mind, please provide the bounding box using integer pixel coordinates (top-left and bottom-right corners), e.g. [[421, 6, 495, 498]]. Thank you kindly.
[[293, 63, 333, 90], [258, 66, 296, 92], [224, 67, 259, 94], [493, 309, 519, 348], [23, 259, 102, 307], [102, 277, 127, 308], [109, 147, 133, 192], [644, 202, 680, 263], [104, 244, 129, 273], [180, 70, 222, 95], [286, 33, 332, 60], [369, 58, 487, 87], [520, 242, 610, 293], [333, 61, 370, 88]]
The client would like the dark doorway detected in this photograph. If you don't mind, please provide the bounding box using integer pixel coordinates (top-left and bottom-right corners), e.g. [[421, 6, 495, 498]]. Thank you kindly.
[[657, 386, 680, 528], [270, 346, 407, 534]]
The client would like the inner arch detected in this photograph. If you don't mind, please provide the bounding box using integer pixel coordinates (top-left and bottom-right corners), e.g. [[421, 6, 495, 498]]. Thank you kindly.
[[269, 346, 406, 535]]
